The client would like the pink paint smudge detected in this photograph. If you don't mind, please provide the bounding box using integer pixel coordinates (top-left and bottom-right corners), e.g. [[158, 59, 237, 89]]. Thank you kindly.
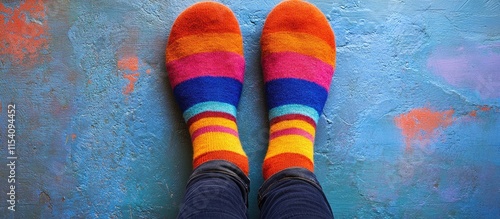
[[395, 108, 455, 151], [427, 44, 500, 98]]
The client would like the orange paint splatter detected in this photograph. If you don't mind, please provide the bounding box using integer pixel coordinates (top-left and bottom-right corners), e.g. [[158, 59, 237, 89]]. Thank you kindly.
[[468, 105, 492, 118], [146, 69, 151, 74], [118, 55, 142, 96], [0, 0, 49, 67], [123, 73, 139, 94], [395, 108, 454, 151], [480, 106, 491, 112], [117, 56, 139, 72], [71, 134, 76, 140]]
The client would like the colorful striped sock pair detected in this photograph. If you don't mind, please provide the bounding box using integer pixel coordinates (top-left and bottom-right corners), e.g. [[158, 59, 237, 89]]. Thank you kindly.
[[166, 0, 335, 180]]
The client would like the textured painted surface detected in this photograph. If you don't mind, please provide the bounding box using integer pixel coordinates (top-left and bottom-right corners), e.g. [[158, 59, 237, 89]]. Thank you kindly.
[[0, 0, 499, 218]]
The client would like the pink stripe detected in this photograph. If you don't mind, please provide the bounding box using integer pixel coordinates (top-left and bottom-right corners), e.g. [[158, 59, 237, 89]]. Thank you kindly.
[[191, 125, 239, 140], [167, 51, 244, 88], [270, 128, 314, 142], [262, 52, 334, 91]]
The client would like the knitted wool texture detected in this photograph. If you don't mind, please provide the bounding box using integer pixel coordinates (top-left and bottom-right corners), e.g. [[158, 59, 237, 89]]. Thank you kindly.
[[166, 2, 249, 175], [261, 0, 336, 180]]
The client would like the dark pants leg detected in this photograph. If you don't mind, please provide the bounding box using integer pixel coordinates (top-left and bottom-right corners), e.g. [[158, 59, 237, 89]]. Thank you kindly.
[[177, 160, 250, 219], [258, 168, 334, 219], [177, 162, 333, 219]]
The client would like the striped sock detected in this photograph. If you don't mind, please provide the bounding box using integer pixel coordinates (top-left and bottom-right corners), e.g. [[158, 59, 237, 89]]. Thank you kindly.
[[261, 0, 336, 180], [166, 2, 249, 175]]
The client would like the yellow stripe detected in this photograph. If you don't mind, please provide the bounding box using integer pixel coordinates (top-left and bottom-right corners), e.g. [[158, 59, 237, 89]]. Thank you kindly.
[[193, 132, 246, 158], [261, 31, 335, 67], [264, 135, 314, 161], [189, 117, 237, 135], [167, 33, 243, 62], [270, 120, 316, 137]]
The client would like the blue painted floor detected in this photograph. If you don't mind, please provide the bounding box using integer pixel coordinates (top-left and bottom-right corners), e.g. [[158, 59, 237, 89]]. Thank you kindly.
[[1, 0, 499, 218]]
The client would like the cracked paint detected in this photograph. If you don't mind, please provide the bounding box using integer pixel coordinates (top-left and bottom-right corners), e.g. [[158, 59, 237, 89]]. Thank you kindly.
[[427, 44, 500, 98]]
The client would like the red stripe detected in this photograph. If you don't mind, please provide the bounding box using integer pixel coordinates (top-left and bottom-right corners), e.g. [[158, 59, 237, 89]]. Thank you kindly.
[[193, 151, 249, 175], [263, 153, 313, 180], [270, 114, 316, 128], [270, 128, 314, 142], [186, 111, 236, 126], [191, 125, 238, 140]]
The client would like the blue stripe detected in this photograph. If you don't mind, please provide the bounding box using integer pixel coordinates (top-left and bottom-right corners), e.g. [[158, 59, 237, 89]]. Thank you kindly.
[[173, 76, 242, 112], [266, 78, 328, 114], [183, 101, 237, 121], [269, 104, 319, 123]]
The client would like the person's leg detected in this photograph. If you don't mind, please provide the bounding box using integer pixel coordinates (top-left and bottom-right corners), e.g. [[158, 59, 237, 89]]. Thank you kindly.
[[178, 160, 249, 219], [259, 168, 333, 219], [166, 2, 249, 218], [259, 0, 336, 218]]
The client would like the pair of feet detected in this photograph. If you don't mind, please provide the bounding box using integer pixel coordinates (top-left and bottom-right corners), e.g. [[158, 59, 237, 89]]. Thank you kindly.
[[166, 0, 335, 180]]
